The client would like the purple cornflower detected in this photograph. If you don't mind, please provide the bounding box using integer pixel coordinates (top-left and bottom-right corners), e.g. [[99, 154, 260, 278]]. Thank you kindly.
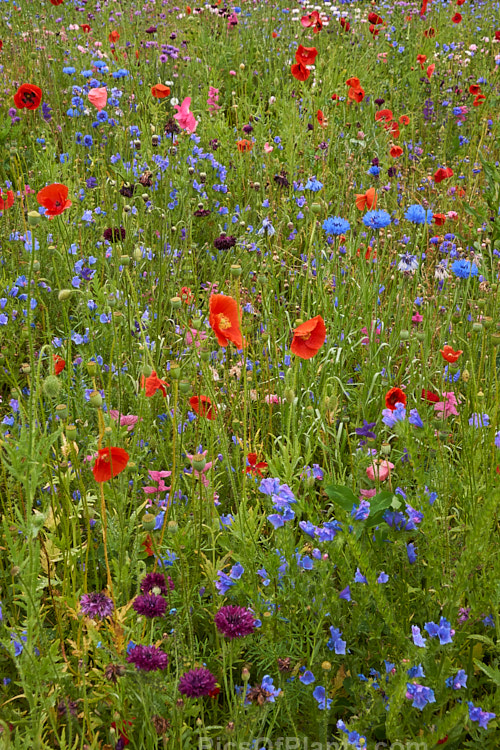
[[140, 572, 174, 596], [214, 605, 256, 639], [132, 594, 167, 618], [126, 644, 168, 672], [80, 592, 114, 620], [179, 667, 218, 697]]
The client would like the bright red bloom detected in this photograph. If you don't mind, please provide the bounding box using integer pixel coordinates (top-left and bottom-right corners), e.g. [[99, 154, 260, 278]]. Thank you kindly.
[[50, 0, 64, 5], [385, 121, 400, 139], [180, 286, 193, 304], [473, 94, 486, 107], [317, 109, 327, 127], [348, 86, 365, 103], [246, 453, 268, 477], [0, 190, 14, 211], [37, 183, 72, 217], [433, 167, 453, 183], [209, 294, 244, 349], [452, 12, 462, 24], [14, 83, 42, 111], [301, 10, 322, 32], [141, 371, 168, 397], [53, 355, 66, 375], [399, 115, 410, 125], [390, 145, 403, 158], [440, 345, 462, 363], [295, 45, 318, 66], [291, 62, 310, 82], [420, 0, 429, 16], [416, 54, 427, 70], [151, 84, 171, 98], [291, 315, 326, 360], [496, 30, 500, 42], [433, 213, 446, 226], [81, 24, 91, 32], [424, 27, 436, 38], [375, 109, 393, 123], [469, 84, 481, 96], [369, 25, 380, 37], [368, 12, 384, 25], [189, 395, 216, 420], [426, 64, 435, 79], [385, 387, 406, 411], [421, 389, 440, 404], [355, 187, 377, 211], [92, 447, 129, 482], [339, 18, 350, 32], [109, 30, 120, 43]]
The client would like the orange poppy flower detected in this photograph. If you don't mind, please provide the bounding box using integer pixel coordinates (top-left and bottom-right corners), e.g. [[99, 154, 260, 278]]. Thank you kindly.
[[246, 453, 268, 477], [291, 62, 310, 82], [295, 45, 318, 66], [236, 139, 253, 152], [433, 213, 446, 226], [92, 447, 129, 483], [141, 371, 168, 397], [440, 345, 462, 363], [0, 190, 14, 210], [416, 54, 427, 70], [189, 395, 217, 420], [53, 355, 66, 375], [151, 84, 171, 98], [433, 167, 453, 183], [291, 315, 326, 360], [426, 64, 435, 79], [473, 94, 486, 107], [348, 87, 365, 103], [390, 145, 403, 158], [375, 109, 393, 123], [385, 387, 406, 411], [355, 187, 377, 211], [14, 83, 42, 111], [209, 294, 244, 349], [399, 115, 410, 125], [37, 183, 72, 218]]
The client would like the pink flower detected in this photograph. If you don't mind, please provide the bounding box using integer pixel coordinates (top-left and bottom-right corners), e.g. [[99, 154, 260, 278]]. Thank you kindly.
[[229, 70, 237, 76], [148, 470, 172, 482], [361, 322, 381, 346], [173, 97, 198, 133], [109, 410, 139, 431], [359, 488, 377, 498], [264, 394, 282, 404], [366, 460, 395, 482], [434, 392, 459, 418], [264, 142, 274, 153], [88, 87, 108, 111], [186, 327, 207, 348], [412, 313, 423, 324]]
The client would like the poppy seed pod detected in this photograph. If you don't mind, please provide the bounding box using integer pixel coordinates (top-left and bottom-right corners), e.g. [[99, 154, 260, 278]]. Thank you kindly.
[[142, 513, 157, 531], [192, 456, 206, 472], [86, 361, 98, 376], [170, 296, 182, 309], [27, 210, 41, 226], [142, 364, 153, 378], [88, 390, 103, 408], [58, 289, 73, 301], [179, 380, 191, 394], [169, 363, 181, 380], [65, 424, 77, 439], [55, 404, 68, 420]]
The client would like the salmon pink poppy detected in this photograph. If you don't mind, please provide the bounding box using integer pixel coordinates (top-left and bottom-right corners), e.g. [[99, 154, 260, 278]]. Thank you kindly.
[[295, 45, 318, 66], [291, 315, 326, 360], [0, 190, 14, 211], [88, 87, 107, 111], [209, 294, 244, 349], [366, 460, 394, 482], [141, 371, 168, 397], [301, 10, 322, 32], [433, 213, 446, 226], [151, 84, 171, 98], [291, 62, 310, 82], [246, 453, 268, 477], [53, 355, 66, 375], [385, 387, 406, 411], [433, 167, 453, 183], [92, 447, 129, 483], [390, 145, 403, 158], [440, 345, 462, 363], [37, 183, 72, 217], [190, 395, 216, 420], [355, 187, 377, 211], [14, 83, 42, 111]]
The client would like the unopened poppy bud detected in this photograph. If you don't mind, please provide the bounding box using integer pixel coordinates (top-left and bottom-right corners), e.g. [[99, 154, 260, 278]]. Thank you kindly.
[[490, 333, 500, 345], [179, 379, 191, 394], [88, 390, 103, 408], [55, 404, 68, 420], [191, 318, 202, 330], [120, 255, 130, 266], [477, 298, 486, 310], [230, 264, 242, 277], [415, 331, 425, 342], [380, 442, 391, 456], [482, 317, 493, 329], [200, 350, 210, 363], [168, 519, 178, 534], [58, 289, 73, 301], [284, 388, 295, 404], [142, 513, 156, 531], [86, 361, 98, 376], [142, 364, 153, 378], [32, 259, 40, 272], [399, 329, 409, 341], [170, 363, 181, 380], [461, 369, 470, 382], [170, 296, 182, 309], [43, 375, 61, 399], [257, 274, 267, 284], [311, 202, 321, 214], [241, 667, 250, 681], [27, 210, 41, 226]]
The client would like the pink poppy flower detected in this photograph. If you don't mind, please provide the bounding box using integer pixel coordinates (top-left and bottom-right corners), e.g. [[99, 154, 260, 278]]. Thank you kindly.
[[173, 97, 198, 133], [186, 327, 207, 348], [88, 87, 107, 111], [359, 488, 377, 498], [148, 470, 172, 482], [366, 460, 395, 482], [434, 392, 459, 418], [109, 411, 139, 432], [264, 142, 274, 153]]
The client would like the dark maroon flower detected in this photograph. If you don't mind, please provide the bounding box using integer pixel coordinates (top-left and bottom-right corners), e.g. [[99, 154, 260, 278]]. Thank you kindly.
[[213, 234, 236, 250], [242, 123, 253, 134], [214, 605, 256, 639], [374, 98, 385, 106], [274, 170, 289, 188], [194, 207, 211, 217], [132, 593, 168, 618], [140, 572, 174, 596], [146, 26, 157, 33], [165, 117, 180, 136], [178, 667, 217, 697], [103, 226, 126, 243], [126, 644, 169, 672], [80, 592, 114, 620], [119, 183, 135, 198]]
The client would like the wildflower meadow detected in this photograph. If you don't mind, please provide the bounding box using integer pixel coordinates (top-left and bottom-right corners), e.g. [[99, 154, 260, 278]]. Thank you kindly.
[[1, 0, 500, 747]]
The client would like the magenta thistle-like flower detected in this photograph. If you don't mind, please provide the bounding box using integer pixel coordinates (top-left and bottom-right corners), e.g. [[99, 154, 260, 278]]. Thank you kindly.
[[126, 644, 168, 672], [79, 592, 114, 620], [132, 594, 168, 618], [214, 605, 256, 639], [178, 667, 217, 697], [140, 572, 174, 596]]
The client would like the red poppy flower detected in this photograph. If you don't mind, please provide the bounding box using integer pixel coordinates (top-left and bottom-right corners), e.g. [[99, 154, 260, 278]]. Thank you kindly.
[[375, 109, 393, 123], [433, 213, 446, 226], [37, 183, 72, 217], [0, 41, 3, 51], [14, 83, 42, 111], [92, 447, 129, 482], [433, 167, 453, 183], [473, 94, 486, 107], [272, 31, 278, 38], [368, 12, 384, 25], [369, 25, 380, 37], [399, 115, 410, 125], [437, 737, 448, 746], [385, 387, 406, 411], [348, 86, 365, 103], [246, 453, 268, 477], [108, 30, 120, 43], [151, 84, 170, 98], [424, 27, 436, 38], [291, 62, 310, 82], [426, 64, 435, 79], [50, 0, 64, 5], [440, 345, 462, 363], [355, 187, 377, 211], [291, 315, 326, 360], [496, 30, 500, 42], [469, 84, 481, 96], [416, 54, 427, 70], [180, 286, 193, 304], [141, 371, 168, 397], [452, 12, 462, 24], [346, 77, 360, 89], [0, 190, 14, 211], [53, 355, 66, 375], [81, 24, 91, 32], [317, 109, 327, 127], [420, 0, 429, 16], [236, 139, 253, 152], [209, 294, 244, 349], [390, 145, 403, 158], [295, 45, 318, 66], [421, 388, 440, 404], [456, 0, 465, 4], [301, 10, 322, 33], [385, 121, 400, 139], [142, 535, 154, 556], [331, 93, 340, 101], [339, 18, 350, 31], [189, 395, 216, 420]]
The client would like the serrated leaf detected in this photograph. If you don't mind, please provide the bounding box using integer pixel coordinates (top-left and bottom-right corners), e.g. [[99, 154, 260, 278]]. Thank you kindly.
[[474, 659, 500, 686]]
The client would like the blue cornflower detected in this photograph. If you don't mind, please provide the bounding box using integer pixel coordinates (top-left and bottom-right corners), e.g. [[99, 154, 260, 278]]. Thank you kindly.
[[323, 216, 350, 236], [305, 177, 323, 191], [495, 432, 500, 448], [398, 252, 419, 273], [363, 209, 392, 229], [451, 259, 478, 279], [469, 412, 489, 428], [406, 683, 436, 711], [62, 67, 76, 75], [368, 166, 380, 176], [83, 135, 93, 147], [404, 204, 433, 224]]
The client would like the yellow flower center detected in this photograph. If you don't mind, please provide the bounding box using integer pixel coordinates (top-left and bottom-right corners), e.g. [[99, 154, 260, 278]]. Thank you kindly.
[[218, 313, 231, 331]]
